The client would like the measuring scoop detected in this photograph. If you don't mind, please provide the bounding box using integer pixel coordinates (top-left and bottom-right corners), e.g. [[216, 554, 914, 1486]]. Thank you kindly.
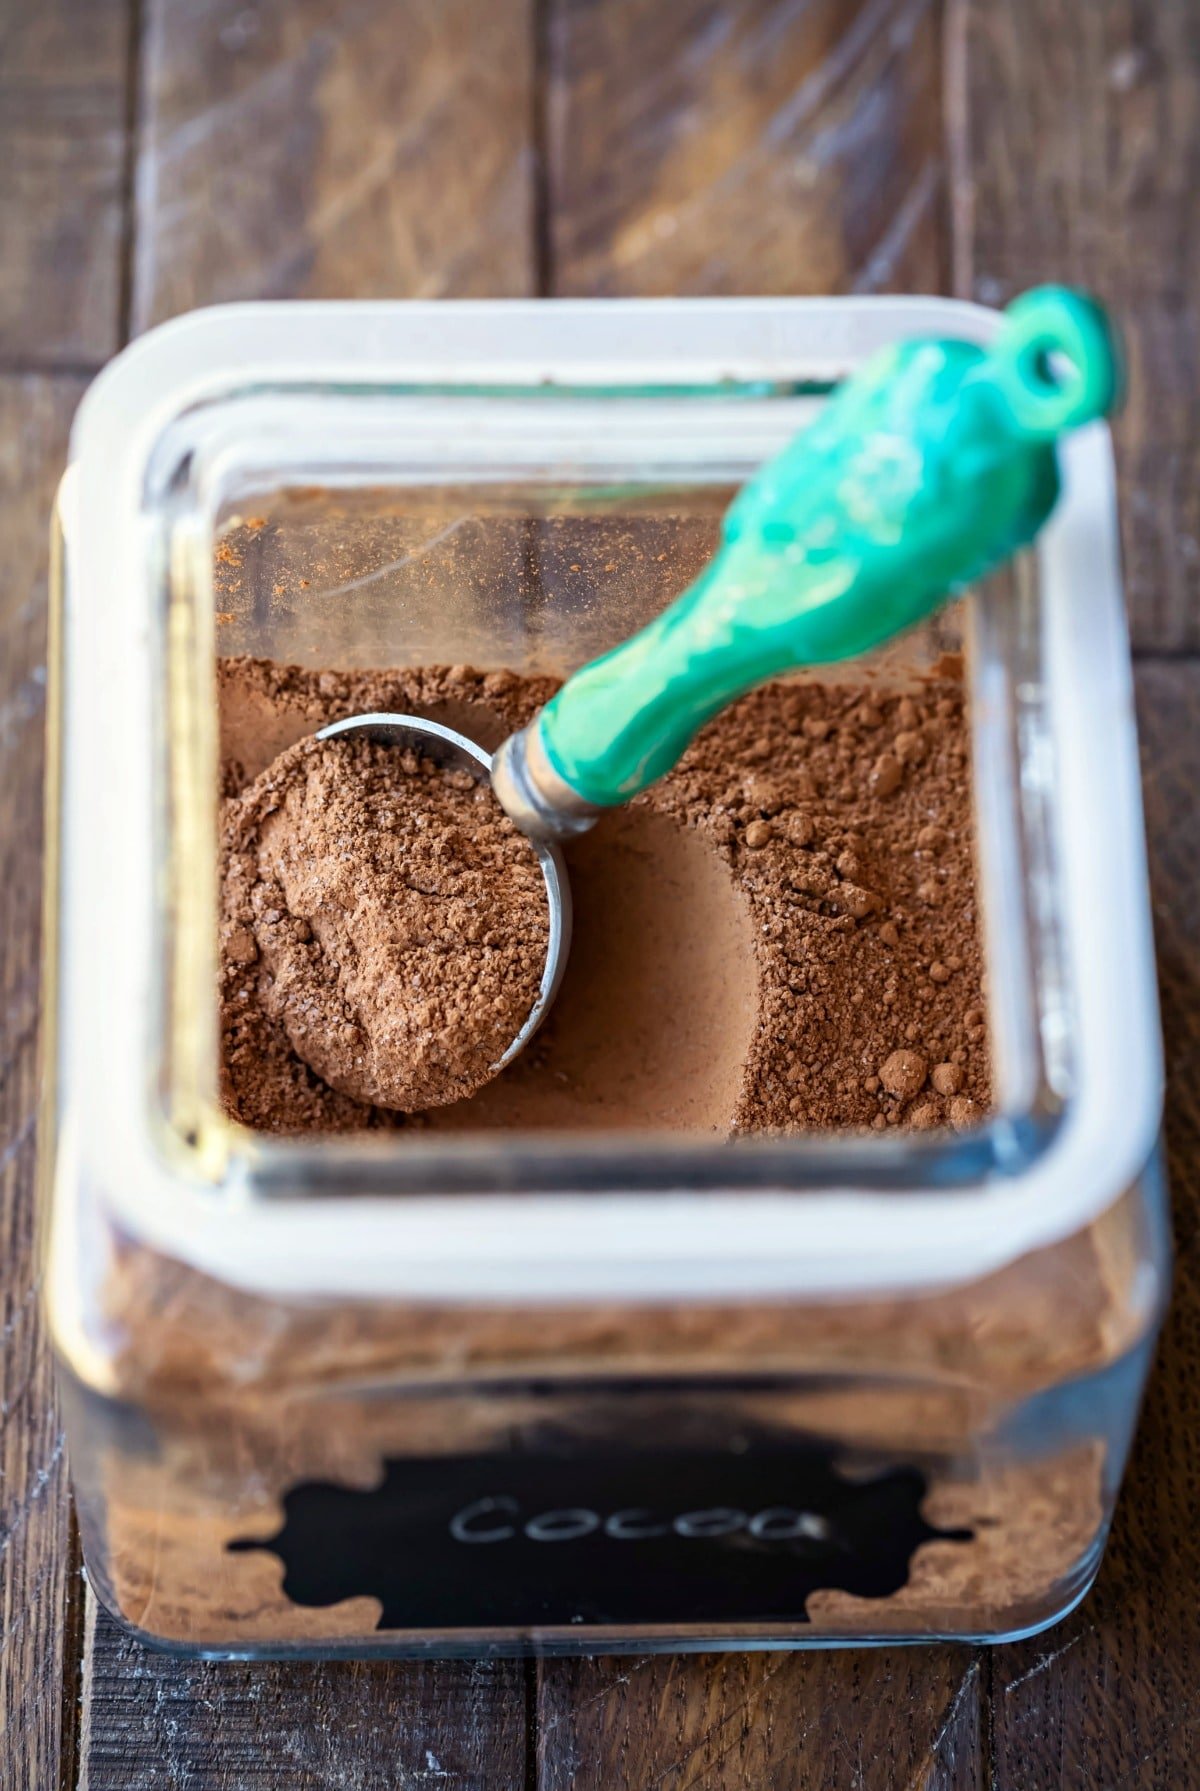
[[321, 287, 1120, 1083]]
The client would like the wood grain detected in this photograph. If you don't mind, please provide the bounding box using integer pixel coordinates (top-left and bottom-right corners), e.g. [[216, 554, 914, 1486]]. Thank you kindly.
[[537, 1650, 982, 1789], [986, 662, 1200, 1791], [14, 4, 1196, 1787], [134, 0, 537, 328], [0, 1, 131, 368], [0, 375, 86, 1791], [546, 0, 948, 296], [951, 0, 1200, 650], [537, 8, 979, 1782], [78, 1603, 528, 1791]]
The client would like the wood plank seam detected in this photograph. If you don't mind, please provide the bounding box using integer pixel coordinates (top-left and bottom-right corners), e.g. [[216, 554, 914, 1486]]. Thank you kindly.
[[57, 1525, 86, 1791], [532, 0, 554, 296], [0, 360, 110, 382], [117, 0, 147, 348]]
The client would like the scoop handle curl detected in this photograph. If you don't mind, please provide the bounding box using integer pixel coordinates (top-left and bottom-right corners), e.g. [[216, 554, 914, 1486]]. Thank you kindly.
[[527, 287, 1120, 813]]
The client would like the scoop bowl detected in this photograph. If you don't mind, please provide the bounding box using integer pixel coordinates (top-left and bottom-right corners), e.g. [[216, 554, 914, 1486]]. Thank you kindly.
[[316, 712, 572, 1075]]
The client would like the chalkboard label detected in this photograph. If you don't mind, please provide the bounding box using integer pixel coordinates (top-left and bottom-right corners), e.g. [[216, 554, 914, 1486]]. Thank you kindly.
[[231, 1434, 971, 1631]]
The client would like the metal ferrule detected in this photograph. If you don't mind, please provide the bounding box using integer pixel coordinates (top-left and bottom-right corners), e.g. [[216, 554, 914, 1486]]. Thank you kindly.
[[491, 720, 603, 843]]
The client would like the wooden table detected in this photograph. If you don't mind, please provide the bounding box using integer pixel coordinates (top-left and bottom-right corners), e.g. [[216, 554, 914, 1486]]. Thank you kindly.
[[2, 2, 1197, 1785]]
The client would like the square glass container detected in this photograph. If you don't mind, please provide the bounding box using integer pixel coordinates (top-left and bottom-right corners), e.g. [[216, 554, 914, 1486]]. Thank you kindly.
[[43, 299, 1167, 1655]]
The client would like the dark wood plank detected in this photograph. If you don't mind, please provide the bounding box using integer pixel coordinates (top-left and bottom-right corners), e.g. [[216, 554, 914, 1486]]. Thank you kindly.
[[0, 374, 87, 1790], [537, 7, 985, 1784], [0, 1, 131, 368], [986, 661, 1200, 1790], [951, 0, 1200, 650], [74, 6, 542, 1784], [537, 1651, 982, 1790], [134, 0, 537, 328], [546, 0, 948, 297], [958, 0, 1200, 1774], [79, 1604, 527, 1791]]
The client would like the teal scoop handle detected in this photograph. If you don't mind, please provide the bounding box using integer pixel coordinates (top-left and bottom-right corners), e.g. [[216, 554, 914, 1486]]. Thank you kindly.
[[495, 287, 1121, 831]]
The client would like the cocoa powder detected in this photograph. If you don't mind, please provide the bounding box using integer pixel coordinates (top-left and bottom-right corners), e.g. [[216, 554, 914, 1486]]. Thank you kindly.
[[221, 732, 548, 1112], [218, 657, 989, 1134]]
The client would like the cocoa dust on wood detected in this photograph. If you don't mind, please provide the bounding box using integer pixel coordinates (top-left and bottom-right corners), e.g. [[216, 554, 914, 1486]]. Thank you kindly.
[[218, 657, 990, 1136]]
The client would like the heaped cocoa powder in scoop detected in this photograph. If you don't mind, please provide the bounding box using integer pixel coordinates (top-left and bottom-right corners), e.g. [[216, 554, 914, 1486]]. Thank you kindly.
[[220, 732, 548, 1113], [217, 657, 990, 1136]]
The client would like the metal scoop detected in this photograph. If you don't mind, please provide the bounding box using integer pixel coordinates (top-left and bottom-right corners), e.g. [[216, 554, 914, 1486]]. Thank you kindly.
[[322, 287, 1119, 1078], [316, 711, 572, 1076]]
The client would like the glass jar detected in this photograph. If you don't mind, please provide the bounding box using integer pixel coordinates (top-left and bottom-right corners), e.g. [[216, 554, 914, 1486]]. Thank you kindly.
[[43, 298, 1167, 1655]]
